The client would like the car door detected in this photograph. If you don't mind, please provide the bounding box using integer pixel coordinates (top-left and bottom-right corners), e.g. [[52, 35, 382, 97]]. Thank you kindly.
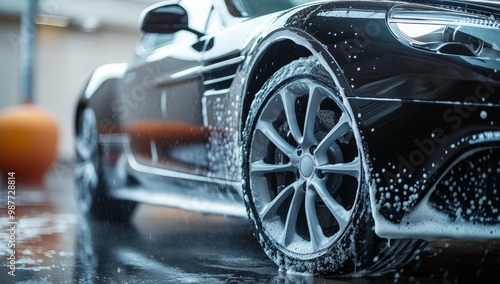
[[121, 0, 213, 175]]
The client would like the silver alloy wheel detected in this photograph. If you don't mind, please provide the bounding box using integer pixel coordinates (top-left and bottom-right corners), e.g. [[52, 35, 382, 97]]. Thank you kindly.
[[249, 78, 361, 256], [75, 108, 99, 212]]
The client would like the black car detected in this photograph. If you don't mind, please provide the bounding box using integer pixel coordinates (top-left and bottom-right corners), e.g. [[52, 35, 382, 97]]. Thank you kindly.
[[74, 0, 500, 275]]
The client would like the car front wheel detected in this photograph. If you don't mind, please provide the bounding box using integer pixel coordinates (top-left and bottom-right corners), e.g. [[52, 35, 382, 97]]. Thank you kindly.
[[242, 56, 424, 275]]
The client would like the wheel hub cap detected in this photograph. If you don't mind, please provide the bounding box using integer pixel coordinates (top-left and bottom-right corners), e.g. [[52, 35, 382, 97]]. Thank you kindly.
[[299, 155, 315, 179]]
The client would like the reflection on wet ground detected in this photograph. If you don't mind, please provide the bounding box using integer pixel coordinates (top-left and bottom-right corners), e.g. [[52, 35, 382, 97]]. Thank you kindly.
[[0, 169, 499, 283]]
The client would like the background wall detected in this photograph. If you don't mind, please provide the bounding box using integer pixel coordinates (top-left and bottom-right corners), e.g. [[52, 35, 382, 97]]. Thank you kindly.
[[0, 20, 20, 110], [0, 0, 156, 160]]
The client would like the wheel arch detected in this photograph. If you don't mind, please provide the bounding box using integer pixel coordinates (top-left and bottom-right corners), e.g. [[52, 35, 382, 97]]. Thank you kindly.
[[241, 38, 312, 126], [74, 101, 87, 136], [75, 63, 128, 136], [240, 28, 356, 136]]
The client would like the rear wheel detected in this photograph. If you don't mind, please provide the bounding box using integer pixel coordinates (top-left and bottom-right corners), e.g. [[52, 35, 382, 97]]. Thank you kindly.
[[74, 108, 136, 222], [242, 57, 425, 275]]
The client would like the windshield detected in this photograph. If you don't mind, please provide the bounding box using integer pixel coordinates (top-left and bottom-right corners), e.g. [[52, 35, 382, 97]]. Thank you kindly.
[[227, 0, 318, 17]]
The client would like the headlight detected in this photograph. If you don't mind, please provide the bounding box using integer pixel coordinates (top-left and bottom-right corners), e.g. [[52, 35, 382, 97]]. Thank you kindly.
[[388, 5, 500, 59]]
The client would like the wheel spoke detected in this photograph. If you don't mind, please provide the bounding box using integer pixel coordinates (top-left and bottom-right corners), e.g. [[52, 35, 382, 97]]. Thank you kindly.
[[75, 163, 90, 189], [311, 178, 348, 230], [305, 189, 324, 249], [75, 161, 98, 189], [282, 183, 305, 246], [318, 157, 361, 179], [75, 163, 91, 201], [256, 120, 295, 157], [250, 160, 295, 174], [76, 110, 97, 160], [315, 112, 351, 156], [76, 140, 91, 160], [303, 86, 325, 146], [74, 161, 87, 177], [260, 180, 301, 220], [280, 90, 303, 144]]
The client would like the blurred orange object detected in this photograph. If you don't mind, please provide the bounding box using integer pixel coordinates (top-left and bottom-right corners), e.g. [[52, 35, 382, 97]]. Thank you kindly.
[[0, 103, 59, 186]]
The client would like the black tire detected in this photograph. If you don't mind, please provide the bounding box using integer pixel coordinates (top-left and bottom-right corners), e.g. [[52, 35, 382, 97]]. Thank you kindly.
[[74, 108, 136, 222], [242, 56, 426, 275]]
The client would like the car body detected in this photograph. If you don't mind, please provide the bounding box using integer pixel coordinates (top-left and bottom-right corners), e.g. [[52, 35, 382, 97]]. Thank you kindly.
[[75, 0, 500, 275]]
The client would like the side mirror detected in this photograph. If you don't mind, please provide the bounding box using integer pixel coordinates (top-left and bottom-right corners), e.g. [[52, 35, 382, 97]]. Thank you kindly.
[[140, 4, 203, 37]]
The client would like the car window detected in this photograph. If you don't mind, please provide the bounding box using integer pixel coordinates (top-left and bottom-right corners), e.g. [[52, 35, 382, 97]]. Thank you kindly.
[[137, 33, 176, 54], [205, 6, 224, 34]]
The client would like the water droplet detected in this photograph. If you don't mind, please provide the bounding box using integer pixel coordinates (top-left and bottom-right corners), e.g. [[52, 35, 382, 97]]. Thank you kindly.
[[480, 110, 488, 120]]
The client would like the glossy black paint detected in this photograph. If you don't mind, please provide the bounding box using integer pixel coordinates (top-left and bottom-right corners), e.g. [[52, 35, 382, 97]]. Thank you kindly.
[[76, 0, 500, 227]]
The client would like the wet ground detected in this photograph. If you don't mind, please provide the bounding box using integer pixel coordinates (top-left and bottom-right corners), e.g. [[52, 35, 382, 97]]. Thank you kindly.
[[1, 165, 499, 283]]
